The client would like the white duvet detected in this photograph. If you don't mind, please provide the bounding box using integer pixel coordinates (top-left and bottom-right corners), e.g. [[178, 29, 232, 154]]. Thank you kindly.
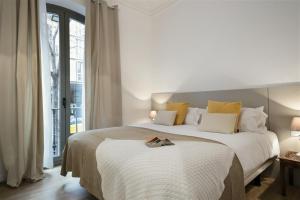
[[132, 123, 280, 178], [95, 123, 280, 200], [96, 139, 235, 200]]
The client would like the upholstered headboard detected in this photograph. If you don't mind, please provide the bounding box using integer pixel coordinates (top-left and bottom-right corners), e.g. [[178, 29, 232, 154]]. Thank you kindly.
[[152, 88, 269, 125], [151, 83, 300, 154]]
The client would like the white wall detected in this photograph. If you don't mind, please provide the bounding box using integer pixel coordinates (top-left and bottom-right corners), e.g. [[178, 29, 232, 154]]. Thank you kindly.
[[118, 0, 300, 124], [118, 4, 154, 124], [151, 0, 300, 93], [43, 0, 300, 126]]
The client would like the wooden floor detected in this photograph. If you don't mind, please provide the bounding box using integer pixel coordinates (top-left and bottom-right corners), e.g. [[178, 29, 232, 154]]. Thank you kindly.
[[0, 167, 299, 200]]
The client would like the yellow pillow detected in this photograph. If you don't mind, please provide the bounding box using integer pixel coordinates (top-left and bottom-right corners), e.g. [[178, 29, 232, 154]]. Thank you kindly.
[[207, 100, 242, 114], [207, 100, 242, 132], [166, 102, 189, 125]]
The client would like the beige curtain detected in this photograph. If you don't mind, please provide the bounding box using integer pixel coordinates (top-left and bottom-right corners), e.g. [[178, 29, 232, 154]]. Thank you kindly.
[[0, 0, 44, 187], [85, 0, 122, 130]]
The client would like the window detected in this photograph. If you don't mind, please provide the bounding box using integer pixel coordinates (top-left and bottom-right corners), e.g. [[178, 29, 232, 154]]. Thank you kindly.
[[47, 4, 85, 164]]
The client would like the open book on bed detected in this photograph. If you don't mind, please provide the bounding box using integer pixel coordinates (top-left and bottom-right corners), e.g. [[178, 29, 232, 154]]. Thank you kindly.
[[145, 137, 175, 148]]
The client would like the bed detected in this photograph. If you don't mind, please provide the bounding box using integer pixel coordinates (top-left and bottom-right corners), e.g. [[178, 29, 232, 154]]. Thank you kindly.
[[61, 88, 280, 200], [61, 124, 279, 200]]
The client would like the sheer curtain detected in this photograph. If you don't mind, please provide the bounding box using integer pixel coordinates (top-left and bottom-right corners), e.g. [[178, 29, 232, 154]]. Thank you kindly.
[[39, 0, 53, 169], [85, 0, 122, 130], [0, 0, 45, 187]]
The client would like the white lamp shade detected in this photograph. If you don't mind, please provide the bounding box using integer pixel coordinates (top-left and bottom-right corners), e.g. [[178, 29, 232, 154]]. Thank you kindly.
[[291, 117, 300, 137], [149, 110, 157, 120]]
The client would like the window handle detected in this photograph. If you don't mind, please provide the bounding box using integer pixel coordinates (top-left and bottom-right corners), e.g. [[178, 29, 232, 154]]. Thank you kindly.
[[62, 97, 66, 109]]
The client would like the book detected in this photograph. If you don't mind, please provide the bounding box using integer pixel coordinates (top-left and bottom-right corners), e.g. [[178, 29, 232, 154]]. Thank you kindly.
[[145, 137, 175, 148]]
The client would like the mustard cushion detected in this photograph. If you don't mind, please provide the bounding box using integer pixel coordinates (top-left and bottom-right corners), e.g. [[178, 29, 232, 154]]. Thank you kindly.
[[166, 102, 189, 125], [207, 100, 242, 132]]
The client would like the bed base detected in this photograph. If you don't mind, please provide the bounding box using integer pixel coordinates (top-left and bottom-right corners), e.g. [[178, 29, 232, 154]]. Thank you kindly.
[[244, 157, 277, 186], [251, 174, 261, 186]]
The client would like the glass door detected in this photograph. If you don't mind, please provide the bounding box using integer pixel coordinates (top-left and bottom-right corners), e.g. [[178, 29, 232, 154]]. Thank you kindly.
[[47, 4, 85, 165], [47, 11, 62, 158], [69, 18, 85, 135]]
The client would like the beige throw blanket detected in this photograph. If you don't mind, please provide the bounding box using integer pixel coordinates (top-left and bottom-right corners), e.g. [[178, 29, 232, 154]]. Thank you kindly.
[[61, 126, 245, 200]]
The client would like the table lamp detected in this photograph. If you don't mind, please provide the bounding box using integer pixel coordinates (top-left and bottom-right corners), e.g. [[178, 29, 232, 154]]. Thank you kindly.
[[149, 110, 157, 121], [291, 117, 300, 156]]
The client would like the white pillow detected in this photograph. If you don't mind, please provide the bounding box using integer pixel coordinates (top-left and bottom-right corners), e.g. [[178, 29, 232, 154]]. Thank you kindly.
[[153, 111, 177, 126], [239, 106, 268, 133], [198, 113, 238, 134], [185, 107, 206, 125]]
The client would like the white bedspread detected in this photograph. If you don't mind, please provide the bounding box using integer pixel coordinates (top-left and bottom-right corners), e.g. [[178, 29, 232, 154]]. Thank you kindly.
[[132, 123, 280, 178], [96, 139, 235, 200]]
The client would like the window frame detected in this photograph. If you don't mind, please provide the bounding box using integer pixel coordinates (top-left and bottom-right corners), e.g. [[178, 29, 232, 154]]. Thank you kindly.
[[47, 4, 85, 166]]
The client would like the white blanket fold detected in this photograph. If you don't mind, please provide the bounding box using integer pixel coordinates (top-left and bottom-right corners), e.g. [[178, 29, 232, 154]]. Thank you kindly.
[[96, 139, 235, 200]]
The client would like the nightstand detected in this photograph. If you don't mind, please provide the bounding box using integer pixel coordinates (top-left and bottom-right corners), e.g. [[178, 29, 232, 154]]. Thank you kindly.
[[279, 151, 300, 196]]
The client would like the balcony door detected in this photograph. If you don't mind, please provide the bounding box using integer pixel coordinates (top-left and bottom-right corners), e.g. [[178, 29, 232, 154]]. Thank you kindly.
[[47, 4, 85, 165]]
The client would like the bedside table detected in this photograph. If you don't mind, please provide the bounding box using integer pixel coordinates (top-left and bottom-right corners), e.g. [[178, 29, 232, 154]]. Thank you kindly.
[[279, 151, 300, 196]]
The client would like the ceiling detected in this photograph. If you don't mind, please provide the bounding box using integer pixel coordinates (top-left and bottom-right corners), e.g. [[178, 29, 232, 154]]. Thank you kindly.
[[117, 0, 179, 15]]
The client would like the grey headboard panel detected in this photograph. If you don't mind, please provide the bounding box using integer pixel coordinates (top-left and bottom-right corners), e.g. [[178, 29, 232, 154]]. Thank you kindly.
[[151, 88, 269, 115], [151, 83, 300, 155]]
